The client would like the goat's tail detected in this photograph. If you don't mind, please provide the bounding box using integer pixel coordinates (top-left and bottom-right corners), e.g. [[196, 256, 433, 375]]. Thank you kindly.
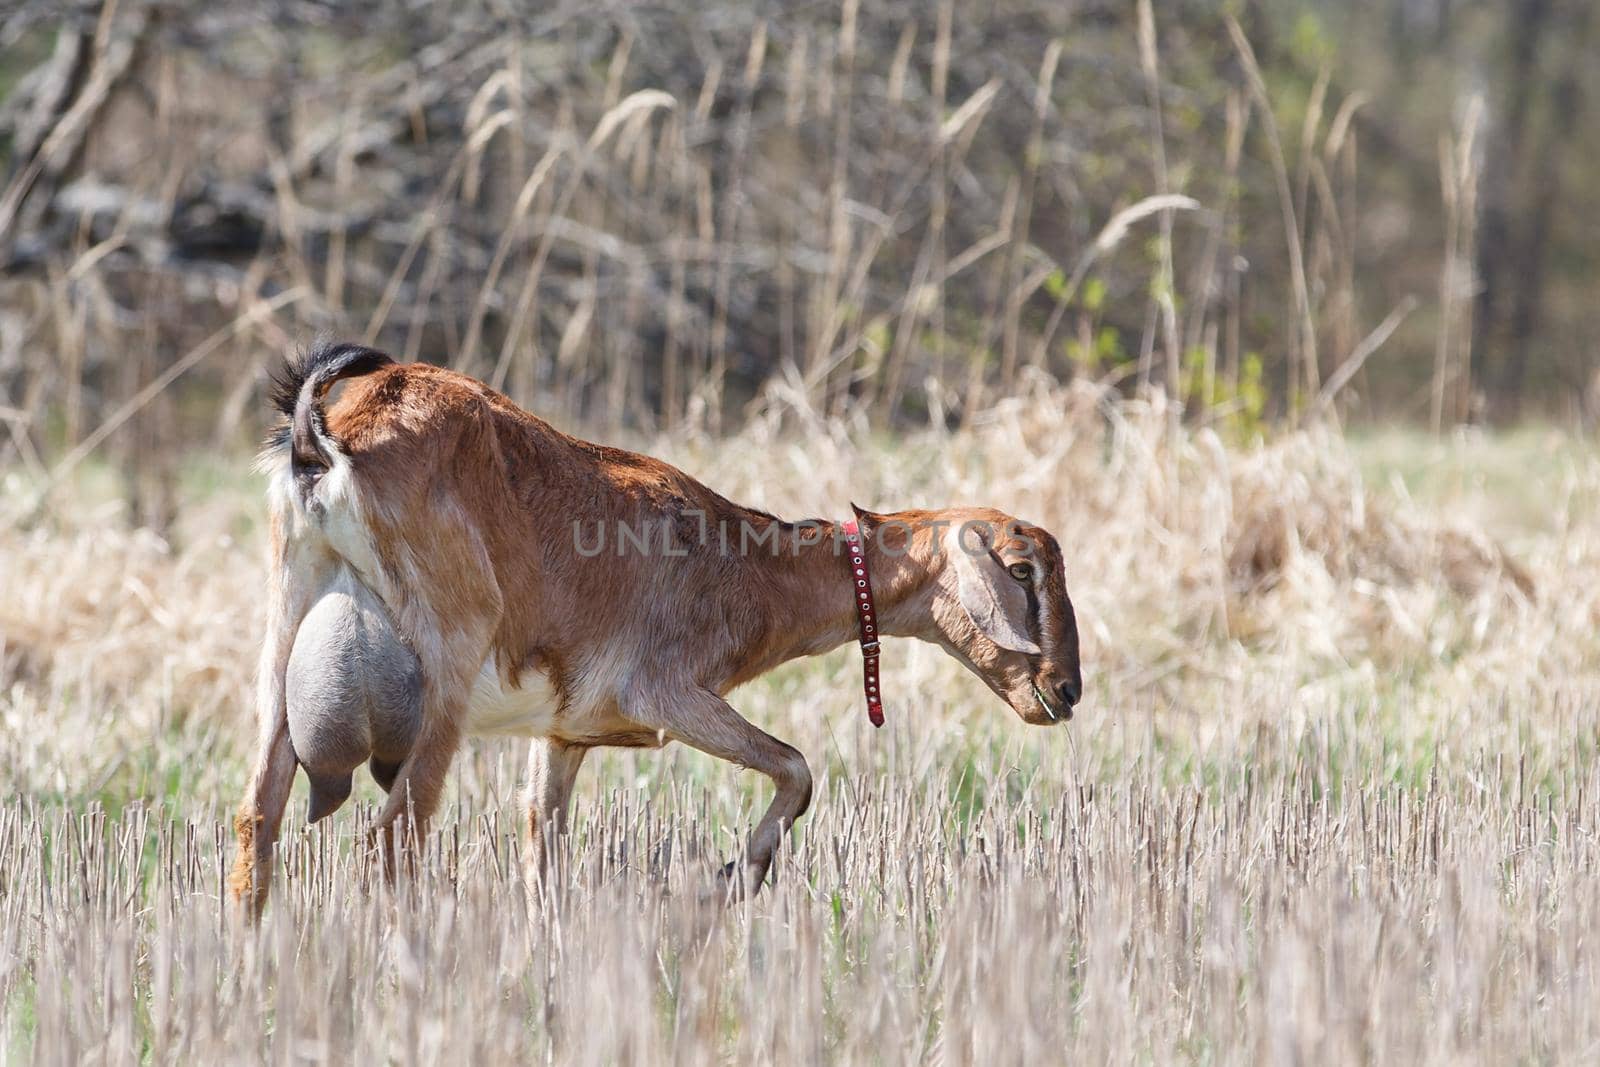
[[265, 340, 393, 482]]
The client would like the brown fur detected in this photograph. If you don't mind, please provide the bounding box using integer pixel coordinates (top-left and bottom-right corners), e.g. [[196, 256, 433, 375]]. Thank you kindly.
[[230, 357, 1082, 913]]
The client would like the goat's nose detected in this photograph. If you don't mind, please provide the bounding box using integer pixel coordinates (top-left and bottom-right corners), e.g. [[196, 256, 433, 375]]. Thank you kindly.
[[1058, 679, 1082, 708]]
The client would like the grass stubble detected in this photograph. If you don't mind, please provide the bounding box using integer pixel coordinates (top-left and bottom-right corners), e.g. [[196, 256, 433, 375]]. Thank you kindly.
[[2, 383, 1599, 1064]]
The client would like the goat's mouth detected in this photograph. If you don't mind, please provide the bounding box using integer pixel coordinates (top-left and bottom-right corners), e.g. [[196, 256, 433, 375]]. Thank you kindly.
[[1030, 683, 1072, 723]]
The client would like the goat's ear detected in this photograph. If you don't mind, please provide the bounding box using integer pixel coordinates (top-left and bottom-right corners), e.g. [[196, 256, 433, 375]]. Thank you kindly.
[[949, 529, 1041, 655]]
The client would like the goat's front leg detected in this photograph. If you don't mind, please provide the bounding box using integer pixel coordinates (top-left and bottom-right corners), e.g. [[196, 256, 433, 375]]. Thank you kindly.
[[630, 688, 813, 896], [522, 738, 589, 890]]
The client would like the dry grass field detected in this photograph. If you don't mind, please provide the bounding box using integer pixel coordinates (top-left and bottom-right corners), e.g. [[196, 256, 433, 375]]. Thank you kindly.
[[3, 2, 1598, 1062], [3, 382, 1598, 1063]]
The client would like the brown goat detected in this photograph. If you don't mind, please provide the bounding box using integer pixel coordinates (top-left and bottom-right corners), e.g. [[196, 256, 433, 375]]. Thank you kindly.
[[229, 343, 1082, 913]]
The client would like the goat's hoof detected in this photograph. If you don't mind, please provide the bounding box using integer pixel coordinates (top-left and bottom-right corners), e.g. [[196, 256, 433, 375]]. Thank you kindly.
[[701, 860, 760, 905], [227, 886, 268, 927]]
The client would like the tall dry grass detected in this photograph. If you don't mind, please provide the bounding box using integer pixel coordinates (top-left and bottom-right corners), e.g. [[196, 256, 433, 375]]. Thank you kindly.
[[2, 0, 1483, 525], [3, 382, 1598, 1062]]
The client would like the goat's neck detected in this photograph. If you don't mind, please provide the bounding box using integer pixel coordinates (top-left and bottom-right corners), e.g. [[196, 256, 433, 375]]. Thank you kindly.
[[740, 516, 937, 678]]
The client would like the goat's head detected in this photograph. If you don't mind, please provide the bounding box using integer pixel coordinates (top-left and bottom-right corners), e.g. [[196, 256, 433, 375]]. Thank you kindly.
[[872, 507, 1083, 725]]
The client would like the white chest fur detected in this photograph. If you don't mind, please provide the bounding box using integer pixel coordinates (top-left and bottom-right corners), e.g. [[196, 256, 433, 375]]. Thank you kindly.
[[464, 658, 562, 737]]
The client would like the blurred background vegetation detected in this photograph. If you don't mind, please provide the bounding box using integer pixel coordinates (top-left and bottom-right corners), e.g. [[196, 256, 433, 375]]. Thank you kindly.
[[0, 0, 1594, 527]]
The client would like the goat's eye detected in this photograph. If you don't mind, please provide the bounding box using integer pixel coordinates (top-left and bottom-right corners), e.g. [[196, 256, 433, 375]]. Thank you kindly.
[[1008, 562, 1032, 582]]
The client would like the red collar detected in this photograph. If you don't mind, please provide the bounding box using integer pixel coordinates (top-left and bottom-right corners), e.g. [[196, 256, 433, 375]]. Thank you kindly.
[[842, 519, 884, 728]]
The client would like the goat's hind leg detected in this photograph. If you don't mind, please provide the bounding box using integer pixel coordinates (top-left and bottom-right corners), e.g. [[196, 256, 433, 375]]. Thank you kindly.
[[366, 699, 466, 879], [230, 718, 299, 919], [365, 620, 486, 879], [358, 514, 501, 883], [230, 518, 321, 919]]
